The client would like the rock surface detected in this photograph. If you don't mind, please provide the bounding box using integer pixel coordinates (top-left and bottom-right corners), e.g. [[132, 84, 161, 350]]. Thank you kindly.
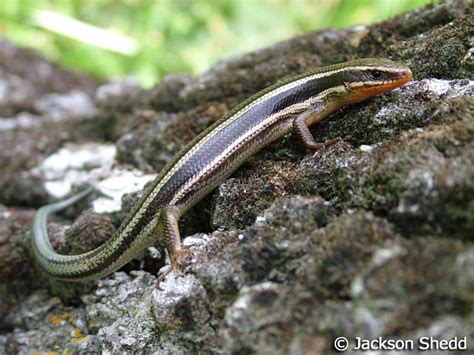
[[0, 1, 473, 354]]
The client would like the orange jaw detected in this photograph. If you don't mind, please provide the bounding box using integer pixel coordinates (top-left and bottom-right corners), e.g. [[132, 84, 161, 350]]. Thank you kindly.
[[345, 68, 412, 105]]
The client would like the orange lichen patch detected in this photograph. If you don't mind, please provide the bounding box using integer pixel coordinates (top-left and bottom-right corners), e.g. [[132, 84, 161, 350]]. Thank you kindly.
[[50, 311, 70, 325], [50, 314, 63, 325], [72, 328, 82, 338]]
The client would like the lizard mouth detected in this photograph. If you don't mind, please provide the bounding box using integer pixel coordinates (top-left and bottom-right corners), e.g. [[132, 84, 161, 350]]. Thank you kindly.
[[345, 68, 412, 105]]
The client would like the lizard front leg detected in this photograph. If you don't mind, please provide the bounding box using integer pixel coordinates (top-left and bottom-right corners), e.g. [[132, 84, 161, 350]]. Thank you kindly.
[[293, 103, 341, 150]]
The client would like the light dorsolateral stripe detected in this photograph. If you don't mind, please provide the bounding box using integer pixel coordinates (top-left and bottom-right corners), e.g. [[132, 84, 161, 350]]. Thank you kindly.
[[31, 58, 413, 281], [144, 67, 357, 202], [169, 85, 347, 206]]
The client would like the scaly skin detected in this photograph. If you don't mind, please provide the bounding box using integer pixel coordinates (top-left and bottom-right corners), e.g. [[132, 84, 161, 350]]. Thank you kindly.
[[32, 58, 412, 281]]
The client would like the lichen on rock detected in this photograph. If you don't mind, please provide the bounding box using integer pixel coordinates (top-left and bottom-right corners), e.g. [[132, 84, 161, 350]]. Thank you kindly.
[[0, 1, 473, 353]]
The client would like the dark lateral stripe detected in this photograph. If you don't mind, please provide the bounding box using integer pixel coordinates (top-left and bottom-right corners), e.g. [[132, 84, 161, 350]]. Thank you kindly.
[[174, 117, 291, 209], [32, 58, 411, 280]]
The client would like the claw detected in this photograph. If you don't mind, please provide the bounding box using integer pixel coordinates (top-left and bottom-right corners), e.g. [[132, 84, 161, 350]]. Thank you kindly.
[[323, 137, 342, 148], [155, 247, 189, 289]]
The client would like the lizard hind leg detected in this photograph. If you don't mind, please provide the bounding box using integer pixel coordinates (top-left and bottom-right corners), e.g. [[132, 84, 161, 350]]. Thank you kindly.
[[156, 205, 188, 286]]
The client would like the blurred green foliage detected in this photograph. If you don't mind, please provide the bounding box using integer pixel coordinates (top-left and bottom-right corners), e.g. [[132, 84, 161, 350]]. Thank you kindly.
[[0, 0, 433, 86]]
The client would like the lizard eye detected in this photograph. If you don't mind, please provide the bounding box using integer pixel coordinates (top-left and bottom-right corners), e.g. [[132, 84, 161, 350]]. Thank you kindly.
[[369, 70, 384, 80]]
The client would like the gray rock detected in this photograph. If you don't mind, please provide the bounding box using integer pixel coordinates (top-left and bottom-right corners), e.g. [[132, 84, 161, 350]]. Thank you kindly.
[[0, 1, 473, 353]]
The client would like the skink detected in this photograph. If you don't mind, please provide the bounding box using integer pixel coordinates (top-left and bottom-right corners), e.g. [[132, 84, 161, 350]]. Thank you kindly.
[[32, 58, 412, 281]]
